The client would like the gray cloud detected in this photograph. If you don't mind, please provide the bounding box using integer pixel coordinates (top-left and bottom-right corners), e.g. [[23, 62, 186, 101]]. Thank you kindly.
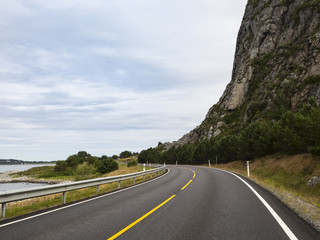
[[0, 0, 247, 160]]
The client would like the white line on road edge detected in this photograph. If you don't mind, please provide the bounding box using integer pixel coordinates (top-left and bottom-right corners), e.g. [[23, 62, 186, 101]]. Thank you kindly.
[[0, 169, 170, 228], [217, 168, 298, 240]]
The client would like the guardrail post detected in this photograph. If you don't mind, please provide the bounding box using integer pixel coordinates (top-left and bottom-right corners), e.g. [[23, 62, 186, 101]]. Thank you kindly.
[[62, 192, 66, 204], [118, 181, 121, 189], [150, 173, 152, 179], [1, 203, 5, 218], [97, 185, 100, 193], [133, 177, 135, 185], [143, 174, 145, 181]]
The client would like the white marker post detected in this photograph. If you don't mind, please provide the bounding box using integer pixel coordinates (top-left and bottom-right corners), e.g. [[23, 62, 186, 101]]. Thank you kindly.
[[247, 161, 250, 177], [143, 163, 146, 171], [208, 160, 211, 168]]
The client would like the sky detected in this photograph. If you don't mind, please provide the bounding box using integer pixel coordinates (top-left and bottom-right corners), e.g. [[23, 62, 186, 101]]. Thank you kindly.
[[0, 0, 248, 161]]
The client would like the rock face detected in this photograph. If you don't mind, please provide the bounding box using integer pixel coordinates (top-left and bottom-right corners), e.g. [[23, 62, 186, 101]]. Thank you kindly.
[[171, 0, 320, 147]]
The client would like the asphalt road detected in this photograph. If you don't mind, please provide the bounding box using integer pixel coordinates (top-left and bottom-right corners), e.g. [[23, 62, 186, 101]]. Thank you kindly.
[[0, 166, 319, 239]]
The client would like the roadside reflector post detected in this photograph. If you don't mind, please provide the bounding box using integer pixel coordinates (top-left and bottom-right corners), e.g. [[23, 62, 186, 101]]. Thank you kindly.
[[143, 163, 146, 171], [208, 160, 211, 168], [1, 203, 6, 218], [62, 192, 66, 204], [247, 161, 250, 177], [97, 185, 100, 193], [164, 162, 166, 167]]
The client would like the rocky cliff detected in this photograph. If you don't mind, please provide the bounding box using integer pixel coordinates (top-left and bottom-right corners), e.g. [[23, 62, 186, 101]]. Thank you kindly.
[[170, 0, 320, 147]]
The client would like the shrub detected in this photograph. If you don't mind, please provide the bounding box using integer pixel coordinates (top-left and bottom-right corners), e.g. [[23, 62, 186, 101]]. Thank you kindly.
[[308, 145, 320, 156], [305, 75, 320, 85], [127, 159, 138, 167], [75, 163, 96, 177], [119, 151, 132, 158], [54, 160, 68, 172], [95, 157, 118, 174]]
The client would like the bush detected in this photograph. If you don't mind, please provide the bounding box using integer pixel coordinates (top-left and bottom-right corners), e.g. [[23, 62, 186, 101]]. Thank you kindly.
[[95, 157, 118, 174], [75, 163, 97, 180], [76, 163, 96, 176], [119, 151, 132, 158], [54, 160, 68, 172], [308, 145, 320, 156], [305, 75, 320, 85], [66, 155, 81, 168], [127, 159, 138, 167]]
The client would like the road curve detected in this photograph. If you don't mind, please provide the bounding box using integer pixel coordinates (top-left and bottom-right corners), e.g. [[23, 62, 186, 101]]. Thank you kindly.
[[0, 166, 319, 239]]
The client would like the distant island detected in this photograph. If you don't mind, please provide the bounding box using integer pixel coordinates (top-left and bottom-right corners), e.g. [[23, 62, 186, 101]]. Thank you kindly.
[[0, 159, 56, 165]]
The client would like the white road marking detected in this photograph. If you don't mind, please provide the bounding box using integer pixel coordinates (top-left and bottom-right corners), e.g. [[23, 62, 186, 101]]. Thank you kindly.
[[216, 168, 298, 240]]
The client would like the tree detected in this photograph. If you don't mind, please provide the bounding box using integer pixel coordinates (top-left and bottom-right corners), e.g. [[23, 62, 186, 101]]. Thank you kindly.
[[66, 154, 81, 168], [54, 160, 68, 172], [95, 157, 118, 174], [119, 151, 132, 158]]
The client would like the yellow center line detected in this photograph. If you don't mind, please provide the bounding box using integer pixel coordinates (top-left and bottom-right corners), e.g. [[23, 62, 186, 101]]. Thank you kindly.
[[181, 168, 196, 190], [107, 168, 196, 239], [181, 179, 193, 190], [107, 195, 176, 240]]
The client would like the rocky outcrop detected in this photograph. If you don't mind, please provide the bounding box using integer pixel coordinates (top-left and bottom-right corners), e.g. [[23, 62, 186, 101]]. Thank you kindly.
[[307, 176, 320, 186], [170, 0, 320, 148]]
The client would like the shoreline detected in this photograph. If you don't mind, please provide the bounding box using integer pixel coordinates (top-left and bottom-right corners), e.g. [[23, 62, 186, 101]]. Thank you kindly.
[[0, 171, 72, 185]]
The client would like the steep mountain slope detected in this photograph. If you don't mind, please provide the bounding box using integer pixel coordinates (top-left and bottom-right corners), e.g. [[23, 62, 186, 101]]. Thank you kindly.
[[171, 0, 320, 147]]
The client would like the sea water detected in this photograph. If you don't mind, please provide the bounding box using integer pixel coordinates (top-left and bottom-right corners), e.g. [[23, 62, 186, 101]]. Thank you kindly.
[[0, 164, 53, 191], [0, 164, 54, 173], [0, 182, 48, 192]]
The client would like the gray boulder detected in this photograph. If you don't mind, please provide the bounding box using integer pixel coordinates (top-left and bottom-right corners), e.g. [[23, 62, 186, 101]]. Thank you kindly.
[[307, 176, 320, 187]]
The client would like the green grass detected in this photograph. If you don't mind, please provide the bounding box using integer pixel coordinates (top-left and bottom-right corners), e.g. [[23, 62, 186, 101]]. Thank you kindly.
[[217, 154, 320, 207], [215, 154, 320, 229], [12, 166, 76, 181], [12, 164, 153, 182]]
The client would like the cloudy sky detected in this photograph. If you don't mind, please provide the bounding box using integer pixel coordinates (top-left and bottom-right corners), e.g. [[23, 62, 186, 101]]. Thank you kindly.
[[1, 0, 248, 161]]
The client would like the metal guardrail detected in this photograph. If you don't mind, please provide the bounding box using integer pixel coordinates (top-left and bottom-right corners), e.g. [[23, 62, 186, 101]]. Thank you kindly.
[[0, 166, 166, 218]]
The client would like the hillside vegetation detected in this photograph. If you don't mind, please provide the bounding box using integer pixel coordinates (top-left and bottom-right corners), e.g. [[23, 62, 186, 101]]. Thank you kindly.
[[139, 102, 320, 165]]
